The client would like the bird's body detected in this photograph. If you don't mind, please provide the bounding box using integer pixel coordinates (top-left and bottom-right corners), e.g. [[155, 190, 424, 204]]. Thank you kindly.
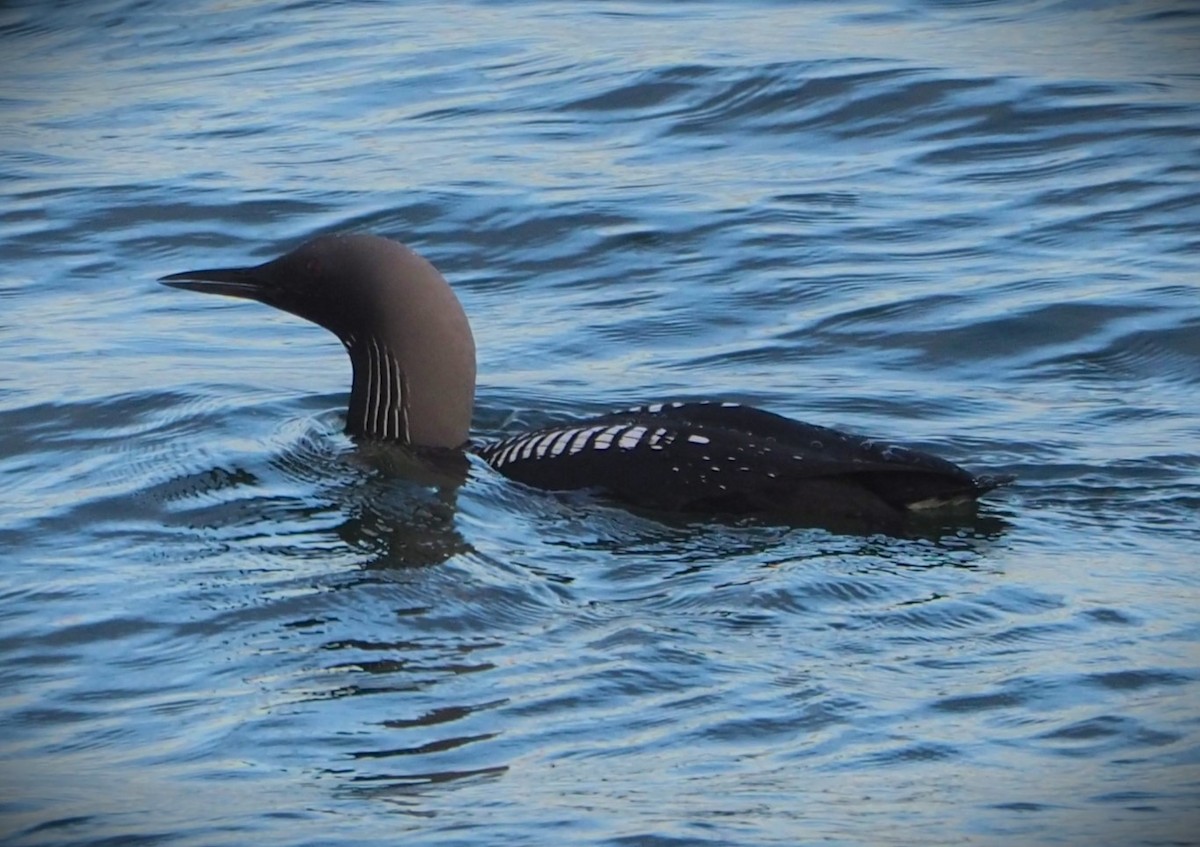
[[161, 233, 1012, 532], [475, 400, 1006, 531]]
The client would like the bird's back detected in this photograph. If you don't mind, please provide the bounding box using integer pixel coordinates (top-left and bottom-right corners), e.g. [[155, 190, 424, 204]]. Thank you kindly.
[[476, 401, 1011, 529]]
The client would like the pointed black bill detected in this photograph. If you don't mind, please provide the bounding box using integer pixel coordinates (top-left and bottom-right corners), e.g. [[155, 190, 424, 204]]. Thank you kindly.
[[159, 265, 269, 301]]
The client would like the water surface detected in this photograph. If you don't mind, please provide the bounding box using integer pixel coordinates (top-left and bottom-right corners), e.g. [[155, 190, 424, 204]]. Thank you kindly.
[[2, 1, 1199, 844]]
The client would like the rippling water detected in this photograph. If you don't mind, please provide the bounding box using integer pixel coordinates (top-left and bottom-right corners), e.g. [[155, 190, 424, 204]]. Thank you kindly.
[[3, 1, 1199, 844]]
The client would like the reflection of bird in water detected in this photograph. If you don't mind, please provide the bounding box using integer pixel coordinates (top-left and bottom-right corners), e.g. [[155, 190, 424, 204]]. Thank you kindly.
[[162, 233, 1013, 534], [341, 443, 474, 569]]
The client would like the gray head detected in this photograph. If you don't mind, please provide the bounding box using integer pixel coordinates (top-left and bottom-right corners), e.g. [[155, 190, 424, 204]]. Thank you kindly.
[[161, 233, 476, 449]]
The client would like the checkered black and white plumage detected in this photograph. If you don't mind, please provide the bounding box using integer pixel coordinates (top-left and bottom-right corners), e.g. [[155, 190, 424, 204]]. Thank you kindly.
[[475, 401, 1012, 526]]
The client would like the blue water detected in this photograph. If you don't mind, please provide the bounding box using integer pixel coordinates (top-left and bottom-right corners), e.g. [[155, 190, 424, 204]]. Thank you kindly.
[[3, 1, 1199, 844]]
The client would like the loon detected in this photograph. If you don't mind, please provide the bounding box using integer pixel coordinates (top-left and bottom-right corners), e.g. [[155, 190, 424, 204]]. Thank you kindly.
[[160, 233, 1013, 531]]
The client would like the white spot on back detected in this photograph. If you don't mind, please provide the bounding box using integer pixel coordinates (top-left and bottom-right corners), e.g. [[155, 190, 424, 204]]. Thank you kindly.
[[569, 426, 605, 455], [520, 434, 546, 460], [534, 431, 562, 459], [688, 434, 710, 445], [548, 428, 578, 457], [593, 424, 626, 450], [618, 426, 647, 449], [494, 442, 520, 467]]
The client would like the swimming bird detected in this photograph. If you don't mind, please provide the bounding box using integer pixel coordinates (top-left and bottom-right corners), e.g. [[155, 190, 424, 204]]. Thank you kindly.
[[161, 233, 1012, 531]]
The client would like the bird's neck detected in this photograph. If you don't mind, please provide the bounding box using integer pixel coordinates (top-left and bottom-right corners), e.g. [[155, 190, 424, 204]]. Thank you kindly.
[[345, 334, 411, 443], [341, 327, 476, 449]]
